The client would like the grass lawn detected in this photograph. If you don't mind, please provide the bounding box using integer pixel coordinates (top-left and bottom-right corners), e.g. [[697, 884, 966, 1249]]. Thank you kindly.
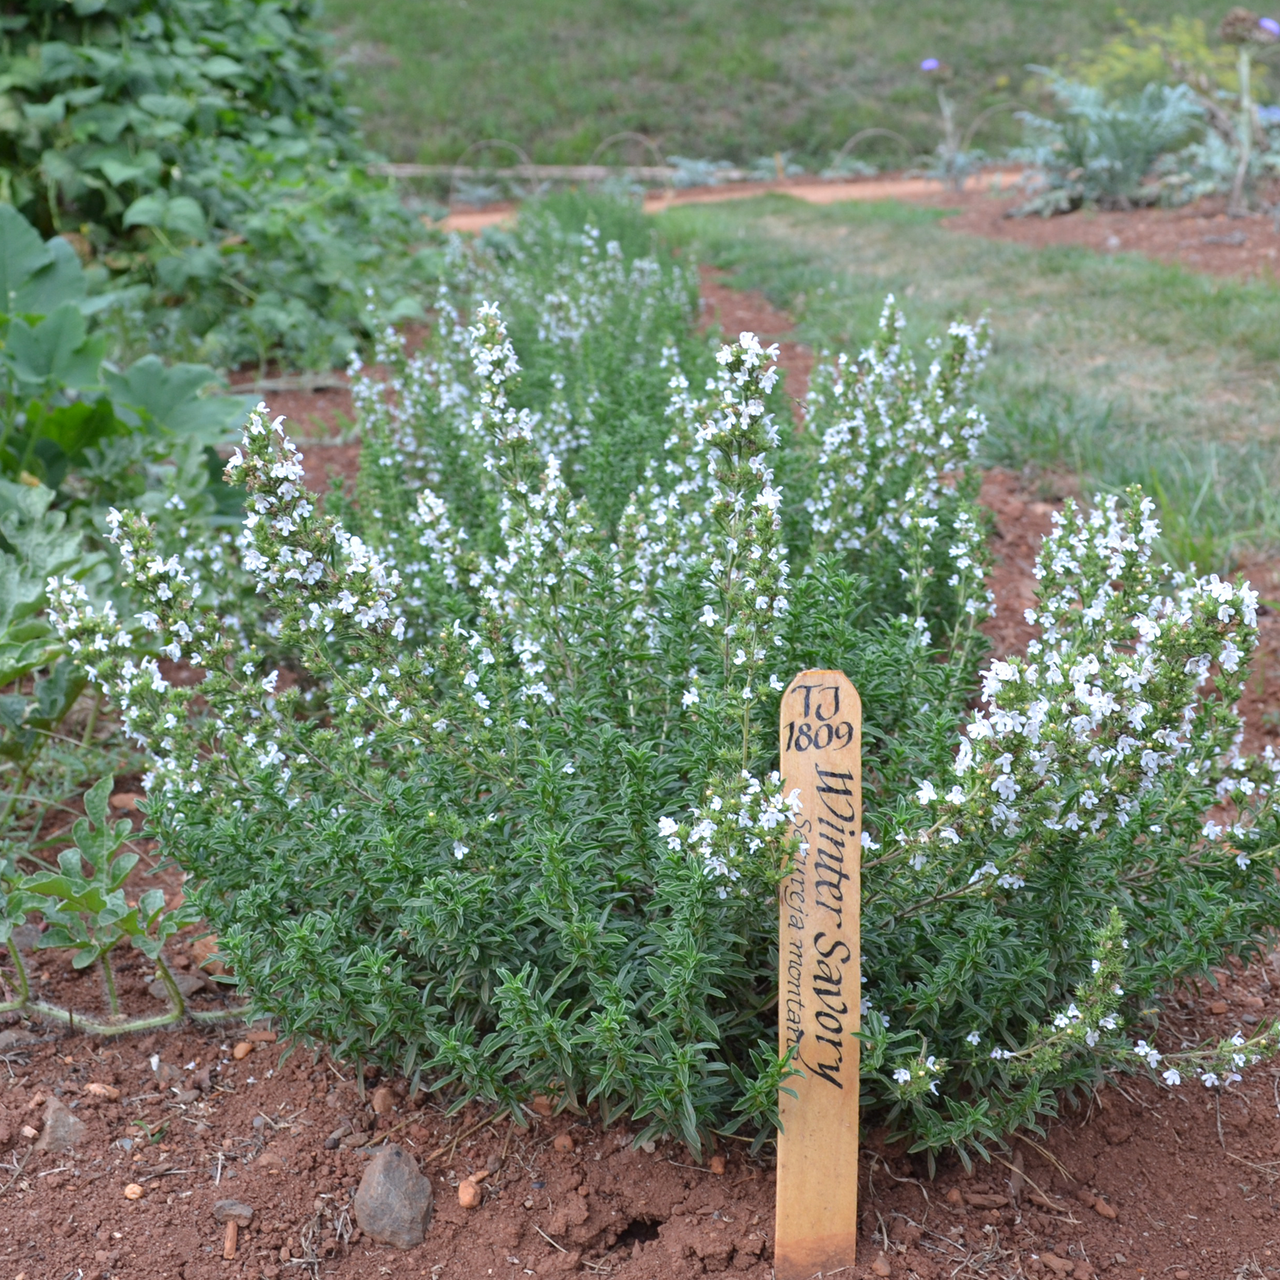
[[322, 0, 1235, 167], [656, 195, 1280, 568]]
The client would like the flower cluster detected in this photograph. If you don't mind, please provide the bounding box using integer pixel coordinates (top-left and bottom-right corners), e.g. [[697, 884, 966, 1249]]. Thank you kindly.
[[805, 297, 993, 646], [901, 491, 1258, 878], [659, 770, 802, 899]]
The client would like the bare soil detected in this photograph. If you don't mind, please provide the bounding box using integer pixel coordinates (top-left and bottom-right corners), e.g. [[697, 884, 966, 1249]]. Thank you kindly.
[[932, 188, 1280, 283], [5, 267, 1280, 1280]]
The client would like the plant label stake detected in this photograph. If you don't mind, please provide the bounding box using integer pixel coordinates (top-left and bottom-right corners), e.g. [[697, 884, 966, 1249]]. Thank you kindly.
[[776, 669, 862, 1279]]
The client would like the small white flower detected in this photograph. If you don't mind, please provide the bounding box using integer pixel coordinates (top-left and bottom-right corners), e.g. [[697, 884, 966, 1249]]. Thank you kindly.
[[915, 779, 937, 805], [453, 841, 468, 860]]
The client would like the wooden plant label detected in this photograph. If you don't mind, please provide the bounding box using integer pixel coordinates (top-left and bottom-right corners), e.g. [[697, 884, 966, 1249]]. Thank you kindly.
[[776, 670, 862, 1279]]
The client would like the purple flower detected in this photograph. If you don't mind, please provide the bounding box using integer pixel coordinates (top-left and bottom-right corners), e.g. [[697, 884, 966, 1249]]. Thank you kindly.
[[1262, 16, 1280, 34], [920, 58, 941, 72]]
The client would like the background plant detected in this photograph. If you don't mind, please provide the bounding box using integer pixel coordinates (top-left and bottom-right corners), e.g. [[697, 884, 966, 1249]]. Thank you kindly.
[[1013, 72, 1206, 214], [0, 0, 434, 368]]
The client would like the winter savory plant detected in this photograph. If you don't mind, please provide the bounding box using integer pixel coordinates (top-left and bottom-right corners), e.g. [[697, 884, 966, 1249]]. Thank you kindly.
[[45, 205, 1280, 1161]]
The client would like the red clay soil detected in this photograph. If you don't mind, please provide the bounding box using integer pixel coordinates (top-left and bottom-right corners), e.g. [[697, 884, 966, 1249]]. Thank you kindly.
[[931, 187, 1280, 283], [7, 276, 1280, 1280]]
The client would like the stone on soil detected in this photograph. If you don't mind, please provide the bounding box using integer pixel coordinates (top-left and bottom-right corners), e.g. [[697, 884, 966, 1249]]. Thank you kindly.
[[148, 970, 207, 1002], [213, 1199, 255, 1226], [34, 1097, 87, 1152], [353, 1143, 434, 1248]]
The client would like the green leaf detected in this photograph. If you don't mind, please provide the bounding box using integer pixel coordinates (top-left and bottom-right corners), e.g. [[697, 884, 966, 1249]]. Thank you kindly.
[[20, 237, 89, 315], [162, 196, 206, 240], [0, 206, 53, 314], [23, 96, 66, 128], [202, 56, 246, 79], [122, 193, 167, 229], [83, 775, 112, 831], [104, 355, 249, 443], [97, 156, 157, 187], [5, 304, 105, 389]]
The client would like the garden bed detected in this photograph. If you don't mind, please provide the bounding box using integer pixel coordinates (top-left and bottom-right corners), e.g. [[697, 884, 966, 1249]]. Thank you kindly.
[[5, 249, 1280, 1280]]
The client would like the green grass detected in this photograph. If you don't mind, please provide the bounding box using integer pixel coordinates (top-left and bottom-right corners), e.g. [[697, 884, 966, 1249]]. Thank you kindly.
[[322, 0, 1232, 167], [655, 195, 1280, 569]]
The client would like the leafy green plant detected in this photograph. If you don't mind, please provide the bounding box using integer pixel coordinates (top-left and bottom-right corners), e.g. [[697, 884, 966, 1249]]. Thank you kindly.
[[0, 775, 233, 1034], [0, 204, 249, 513], [45, 202, 1280, 1160], [1013, 73, 1206, 213], [0, 0, 430, 368]]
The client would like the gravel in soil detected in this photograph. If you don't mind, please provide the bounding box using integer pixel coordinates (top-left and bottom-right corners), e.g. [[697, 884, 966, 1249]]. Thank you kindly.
[[7, 269, 1280, 1279], [3, 968, 1280, 1280]]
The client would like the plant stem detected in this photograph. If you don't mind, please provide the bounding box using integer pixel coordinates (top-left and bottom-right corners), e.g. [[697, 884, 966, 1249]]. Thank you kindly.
[[0, 939, 29, 1012], [81, 691, 101, 747], [152, 953, 187, 1019], [0, 758, 35, 833], [1231, 46, 1253, 215], [100, 946, 120, 1016]]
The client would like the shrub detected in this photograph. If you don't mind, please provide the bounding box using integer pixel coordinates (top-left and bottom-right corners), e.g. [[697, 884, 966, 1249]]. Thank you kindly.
[[0, 0, 430, 368], [1013, 74, 1205, 214], [44, 205, 1280, 1160], [0, 204, 248, 516]]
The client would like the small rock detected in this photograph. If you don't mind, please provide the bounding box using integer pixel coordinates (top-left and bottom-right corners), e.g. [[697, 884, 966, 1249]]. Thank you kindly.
[[945, 1187, 963, 1205], [35, 1098, 87, 1153], [84, 1082, 120, 1102], [109, 792, 144, 811], [213, 1199, 255, 1226], [1102, 1123, 1132, 1146], [123, 1184, 144, 1200], [371, 1086, 395, 1115], [1175, 1271, 1191, 1280], [0, 1029, 40, 1053], [1093, 1198, 1118, 1220], [155, 1062, 182, 1087], [148, 970, 207, 1002], [1243, 995, 1266, 1011], [963, 1192, 1008, 1208], [531, 1095, 554, 1117], [232, 1042, 253, 1060], [173, 1089, 201, 1105], [1073, 1189, 1095, 1208], [246, 1028, 277, 1043], [186, 1066, 212, 1092], [458, 1179, 482, 1209], [353, 1144, 434, 1247], [1209, 1000, 1229, 1015], [191, 934, 226, 976], [709, 1155, 726, 1175], [254, 1150, 284, 1171], [871, 1254, 892, 1277], [553, 1133, 575, 1154], [19, 1125, 37, 1141], [1040, 1254, 1073, 1276]]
